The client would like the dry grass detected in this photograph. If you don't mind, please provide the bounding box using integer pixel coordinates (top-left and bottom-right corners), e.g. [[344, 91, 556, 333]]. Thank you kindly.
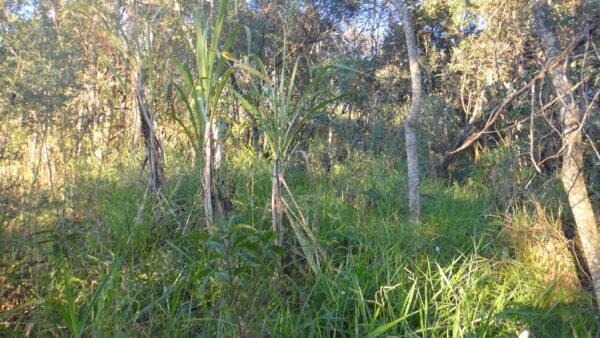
[[500, 198, 582, 302]]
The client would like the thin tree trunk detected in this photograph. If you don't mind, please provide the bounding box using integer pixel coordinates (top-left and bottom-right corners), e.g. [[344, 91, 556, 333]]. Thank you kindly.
[[44, 132, 56, 200], [272, 159, 283, 246], [533, 1, 600, 307], [325, 119, 333, 173], [203, 119, 215, 228], [125, 0, 165, 197], [213, 119, 224, 169], [103, 86, 115, 158], [134, 64, 165, 196], [395, 1, 421, 224]]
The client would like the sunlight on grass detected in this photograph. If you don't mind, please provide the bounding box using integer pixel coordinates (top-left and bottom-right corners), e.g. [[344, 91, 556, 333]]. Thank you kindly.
[[2, 150, 597, 336]]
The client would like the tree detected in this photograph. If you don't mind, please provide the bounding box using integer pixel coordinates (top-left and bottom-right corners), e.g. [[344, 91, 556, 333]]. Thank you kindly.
[[533, 0, 600, 307], [118, 0, 166, 196], [393, 0, 421, 224], [235, 54, 340, 273], [175, 0, 235, 228]]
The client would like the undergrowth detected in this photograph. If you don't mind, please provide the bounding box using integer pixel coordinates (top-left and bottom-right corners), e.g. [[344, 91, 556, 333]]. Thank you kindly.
[[1, 149, 598, 337]]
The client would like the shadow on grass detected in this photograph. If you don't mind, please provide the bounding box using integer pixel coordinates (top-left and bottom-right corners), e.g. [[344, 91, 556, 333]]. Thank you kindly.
[[495, 302, 600, 337]]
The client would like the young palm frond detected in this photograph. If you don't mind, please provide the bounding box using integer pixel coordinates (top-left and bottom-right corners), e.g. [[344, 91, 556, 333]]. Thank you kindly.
[[173, 0, 237, 228], [235, 52, 346, 274]]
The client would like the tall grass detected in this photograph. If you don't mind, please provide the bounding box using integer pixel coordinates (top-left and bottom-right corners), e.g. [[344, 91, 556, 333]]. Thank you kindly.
[[2, 149, 597, 337]]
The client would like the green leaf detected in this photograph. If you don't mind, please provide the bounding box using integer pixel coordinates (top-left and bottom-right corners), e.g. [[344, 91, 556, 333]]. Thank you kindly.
[[367, 310, 419, 337], [214, 271, 231, 284]]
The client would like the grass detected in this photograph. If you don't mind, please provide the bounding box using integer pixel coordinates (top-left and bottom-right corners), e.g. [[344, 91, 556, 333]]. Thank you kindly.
[[1, 148, 598, 337]]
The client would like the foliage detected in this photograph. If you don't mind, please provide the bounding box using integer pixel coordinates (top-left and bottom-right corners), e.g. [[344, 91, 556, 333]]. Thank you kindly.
[[1, 0, 599, 336], [234, 49, 347, 274], [174, 0, 237, 155], [2, 152, 598, 336]]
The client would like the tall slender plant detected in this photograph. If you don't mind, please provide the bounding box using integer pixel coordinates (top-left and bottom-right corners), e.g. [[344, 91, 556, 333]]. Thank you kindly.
[[235, 51, 345, 274], [86, 1, 166, 198], [174, 0, 237, 228], [394, 0, 422, 224]]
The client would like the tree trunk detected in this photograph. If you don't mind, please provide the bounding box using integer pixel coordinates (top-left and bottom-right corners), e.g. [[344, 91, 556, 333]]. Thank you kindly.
[[325, 120, 333, 173], [272, 159, 284, 246], [203, 119, 215, 228], [395, 1, 421, 224], [533, 1, 600, 307], [134, 64, 165, 196], [125, 0, 165, 197], [213, 119, 224, 169]]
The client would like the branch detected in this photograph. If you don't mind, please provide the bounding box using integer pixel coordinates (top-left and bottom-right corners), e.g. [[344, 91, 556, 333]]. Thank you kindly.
[[439, 14, 600, 172]]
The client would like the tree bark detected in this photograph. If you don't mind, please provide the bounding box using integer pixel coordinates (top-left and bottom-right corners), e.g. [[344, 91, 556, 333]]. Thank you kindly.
[[272, 159, 284, 246], [325, 119, 333, 173], [533, 1, 600, 307], [395, 1, 421, 224], [124, 0, 165, 198], [134, 64, 165, 196], [203, 119, 215, 228], [213, 119, 224, 169]]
